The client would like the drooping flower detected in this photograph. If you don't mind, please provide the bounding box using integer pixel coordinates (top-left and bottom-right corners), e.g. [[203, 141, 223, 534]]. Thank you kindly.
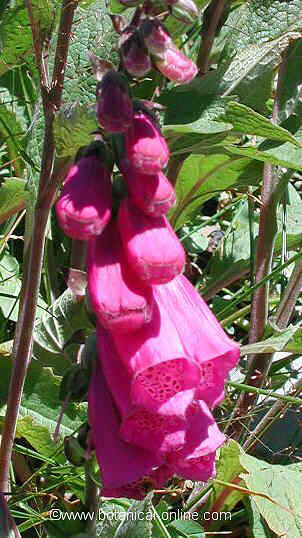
[[121, 30, 152, 78], [56, 155, 112, 240], [88, 359, 161, 489], [153, 275, 240, 408], [125, 111, 169, 175], [96, 324, 191, 454], [120, 159, 176, 216], [140, 18, 172, 54], [155, 44, 198, 84], [96, 71, 133, 133], [118, 198, 185, 284], [87, 222, 153, 332]]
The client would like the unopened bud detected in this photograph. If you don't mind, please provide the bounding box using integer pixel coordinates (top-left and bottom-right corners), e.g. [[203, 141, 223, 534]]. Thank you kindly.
[[140, 18, 171, 54], [97, 71, 133, 133], [168, 0, 199, 24], [155, 44, 198, 84], [121, 30, 152, 78]]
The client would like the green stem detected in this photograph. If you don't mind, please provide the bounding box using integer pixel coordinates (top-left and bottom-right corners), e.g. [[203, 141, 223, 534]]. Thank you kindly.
[[228, 381, 302, 406]]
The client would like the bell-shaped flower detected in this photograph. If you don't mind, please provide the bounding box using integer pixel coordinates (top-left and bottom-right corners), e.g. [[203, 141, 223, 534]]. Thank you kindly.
[[87, 223, 153, 332], [56, 156, 112, 240], [109, 294, 200, 418], [96, 71, 133, 133], [125, 111, 169, 175], [121, 31, 152, 78], [155, 44, 198, 84], [140, 18, 172, 54], [96, 324, 190, 454], [120, 159, 176, 216], [153, 275, 240, 408], [118, 198, 185, 284], [88, 360, 161, 490]]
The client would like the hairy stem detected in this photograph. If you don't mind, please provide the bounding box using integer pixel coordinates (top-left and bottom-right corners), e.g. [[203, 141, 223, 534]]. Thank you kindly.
[[85, 459, 98, 536], [0, 0, 78, 494], [197, 0, 226, 75]]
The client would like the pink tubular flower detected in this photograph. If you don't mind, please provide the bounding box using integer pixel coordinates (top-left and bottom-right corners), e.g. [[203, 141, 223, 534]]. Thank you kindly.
[[56, 156, 112, 240], [88, 360, 161, 489], [96, 324, 192, 454], [140, 18, 172, 54], [121, 31, 152, 78], [153, 275, 240, 408], [87, 223, 153, 332], [107, 301, 200, 417], [155, 44, 198, 84], [120, 159, 176, 216], [96, 71, 133, 133], [118, 198, 185, 284], [125, 111, 169, 175]]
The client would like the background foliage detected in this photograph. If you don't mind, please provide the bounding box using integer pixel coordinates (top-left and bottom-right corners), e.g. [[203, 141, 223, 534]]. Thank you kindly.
[[0, 0, 302, 536]]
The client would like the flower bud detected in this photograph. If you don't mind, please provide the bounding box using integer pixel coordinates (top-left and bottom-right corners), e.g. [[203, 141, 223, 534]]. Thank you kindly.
[[118, 198, 185, 284], [96, 71, 133, 133], [120, 159, 176, 216], [87, 222, 153, 332], [121, 31, 152, 78], [168, 0, 199, 24], [56, 156, 112, 240], [155, 44, 198, 84], [125, 111, 169, 174], [140, 18, 172, 54]]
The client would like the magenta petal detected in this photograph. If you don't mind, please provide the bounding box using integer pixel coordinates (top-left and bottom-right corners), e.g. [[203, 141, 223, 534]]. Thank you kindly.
[[170, 452, 217, 482], [102, 465, 173, 500], [88, 360, 160, 488], [111, 297, 200, 417], [155, 45, 198, 84], [56, 156, 112, 240], [87, 223, 153, 332], [168, 401, 225, 462], [118, 198, 185, 284], [96, 325, 191, 453], [121, 159, 176, 216], [125, 112, 169, 175], [153, 275, 240, 408]]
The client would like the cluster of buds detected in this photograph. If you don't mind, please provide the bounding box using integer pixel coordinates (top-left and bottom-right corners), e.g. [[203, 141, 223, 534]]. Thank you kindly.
[[119, 16, 198, 84], [55, 7, 240, 500]]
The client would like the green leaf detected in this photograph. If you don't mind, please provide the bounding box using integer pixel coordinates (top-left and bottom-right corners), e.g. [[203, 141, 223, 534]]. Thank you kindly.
[[0, 251, 47, 323], [219, 25, 301, 110], [34, 288, 93, 356], [230, 0, 302, 48], [246, 499, 274, 538], [241, 325, 301, 355], [225, 115, 302, 171], [96, 501, 128, 538], [160, 87, 233, 134], [53, 103, 98, 158], [168, 519, 205, 538], [170, 153, 262, 229], [278, 38, 302, 121], [62, 1, 118, 106], [225, 101, 302, 147], [209, 440, 246, 513], [0, 178, 27, 224], [240, 455, 302, 538], [0, 357, 87, 446], [115, 494, 153, 538], [0, 0, 54, 75]]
